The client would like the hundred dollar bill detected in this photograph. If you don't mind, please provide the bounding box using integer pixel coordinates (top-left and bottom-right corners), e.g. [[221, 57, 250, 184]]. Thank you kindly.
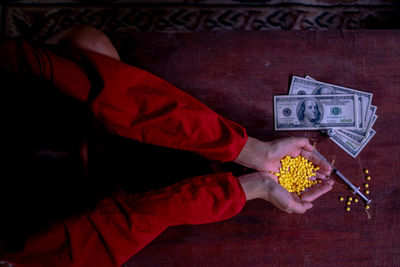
[[274, 94, 358, 131], [304, 76, 378, 139], [339, 105, 377, 143], [346, 105, 377, 137], [305, 75, 376, 134], [289, 76, 373, 129], [297, 77, 362, 132], [339, 114, 377, 144], [337, 128, 365, 144], [330, 129, 376, 158]]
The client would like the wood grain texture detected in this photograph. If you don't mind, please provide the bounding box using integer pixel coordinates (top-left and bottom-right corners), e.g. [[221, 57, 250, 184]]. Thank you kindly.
[[119, 31, 400, 267]]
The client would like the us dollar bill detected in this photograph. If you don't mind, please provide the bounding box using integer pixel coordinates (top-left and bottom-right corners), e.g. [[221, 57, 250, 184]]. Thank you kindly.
[[337, 129, 366, 144], [339, 114, 377, 144], [274, 94, 358, 131], [289, 76, 373, 130], [330, 129, 376, 158], [305, 76, 376, 135], [346, 105, 377, 137]]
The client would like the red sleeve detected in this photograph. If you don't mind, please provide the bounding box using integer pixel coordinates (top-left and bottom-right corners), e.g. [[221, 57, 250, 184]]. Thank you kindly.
[[0, 39, 247, 161], [81, 49, 247, 162], [4, 173, 246, 267], [0, 39, 91, 102]]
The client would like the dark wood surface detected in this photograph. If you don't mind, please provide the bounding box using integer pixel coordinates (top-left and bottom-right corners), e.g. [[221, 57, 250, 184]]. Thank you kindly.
[[118, 31, 400, 267]]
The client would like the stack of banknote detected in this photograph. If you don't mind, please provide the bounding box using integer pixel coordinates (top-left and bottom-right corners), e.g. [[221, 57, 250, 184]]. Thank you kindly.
[[274, 75, 377, 158]]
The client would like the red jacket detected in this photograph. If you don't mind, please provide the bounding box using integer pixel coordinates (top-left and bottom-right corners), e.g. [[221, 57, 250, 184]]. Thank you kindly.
[[0, 40, 248, 266]]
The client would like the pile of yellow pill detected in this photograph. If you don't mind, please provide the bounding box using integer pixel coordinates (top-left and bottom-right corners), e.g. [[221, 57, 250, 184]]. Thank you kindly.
[[273, 155, 319, 195]]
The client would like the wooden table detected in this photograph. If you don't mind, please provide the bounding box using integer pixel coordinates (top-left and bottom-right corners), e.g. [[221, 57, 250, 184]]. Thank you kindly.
[[118, 31, 400, 267]]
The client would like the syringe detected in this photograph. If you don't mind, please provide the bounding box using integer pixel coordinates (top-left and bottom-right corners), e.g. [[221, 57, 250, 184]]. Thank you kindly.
[[313, 149, 371, 204]]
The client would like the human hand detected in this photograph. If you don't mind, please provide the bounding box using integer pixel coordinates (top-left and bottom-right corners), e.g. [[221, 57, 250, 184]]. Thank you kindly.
[[238, 172, 334, 214], [234, 137, 332, 180]]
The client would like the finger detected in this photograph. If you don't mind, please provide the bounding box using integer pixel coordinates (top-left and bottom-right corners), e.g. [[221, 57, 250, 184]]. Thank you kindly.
[[301, 149, 326, 167], [324, 178, 334, 186], [307, 170, 330, 181], [303, 169, 329, 181], [300, 187, 330, 203], [320, 167, 332, 176], [308, 178, 334, 186], [294, 137, 314, 152], [302, 201, 313, 211], [308, 175, 316, 181], [266, 172, 279, 183], [286, 200, 313, 214], [291, 192, 301, 201], [308, 173, 333, 183], [314, 152, 333, 174], [314, 171, 327, 180], [285, 138, 313, 158], [300, 180, 333, 202], [301, 149, 332, 174]]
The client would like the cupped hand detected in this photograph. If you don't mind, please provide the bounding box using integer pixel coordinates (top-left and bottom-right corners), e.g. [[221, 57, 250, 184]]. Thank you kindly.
[[238, 172, 334, 214], [262, 137, 332, 179], [235, 137, 332, 180]]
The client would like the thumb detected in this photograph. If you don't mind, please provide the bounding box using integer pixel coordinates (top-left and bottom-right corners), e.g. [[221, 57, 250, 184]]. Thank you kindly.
[[289, 200, 313, 214], [302, 201, 313, 210], [297, 137, 314, 152]]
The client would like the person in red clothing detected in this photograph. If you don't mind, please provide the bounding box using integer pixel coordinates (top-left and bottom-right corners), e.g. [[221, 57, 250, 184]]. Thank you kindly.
[[0, 25, 333, 266]]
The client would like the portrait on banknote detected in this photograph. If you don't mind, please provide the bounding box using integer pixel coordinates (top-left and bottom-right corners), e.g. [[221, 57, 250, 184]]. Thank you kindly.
[[296, 98, 323, 127], [311, 85, 336, 95]]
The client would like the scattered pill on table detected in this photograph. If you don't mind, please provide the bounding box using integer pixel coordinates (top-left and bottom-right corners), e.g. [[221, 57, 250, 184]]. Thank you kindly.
[[364, 169, 369, 174], [346, 207, 351, 211], [346, 201, 351, 205], [365, 205, 370, 210], [365, 190, 370, 195], [348, 197, 353, 201], [366, 176, 371, 181], [364, 183, 369, 188], [339, 197, 344, 201], [354, 198, 359, 203]]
